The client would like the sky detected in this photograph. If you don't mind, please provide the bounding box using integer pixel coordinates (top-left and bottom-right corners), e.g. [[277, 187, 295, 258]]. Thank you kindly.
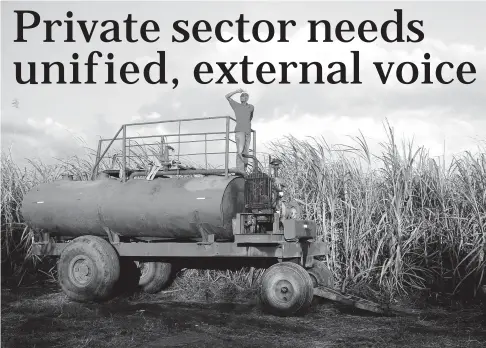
[[1, 0, 485, 170]]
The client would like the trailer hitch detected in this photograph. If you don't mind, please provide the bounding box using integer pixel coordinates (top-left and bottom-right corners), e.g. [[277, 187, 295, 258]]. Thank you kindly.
[[313, 287, 422, 316]]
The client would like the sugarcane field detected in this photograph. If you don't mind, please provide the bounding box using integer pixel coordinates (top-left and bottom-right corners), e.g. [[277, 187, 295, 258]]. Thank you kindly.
[[2, 1, 486, 348], [2, 111, 485, 347]]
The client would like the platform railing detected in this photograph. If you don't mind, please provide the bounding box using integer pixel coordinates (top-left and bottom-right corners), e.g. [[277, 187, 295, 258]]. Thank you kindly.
[[91, 116, 257, 181]]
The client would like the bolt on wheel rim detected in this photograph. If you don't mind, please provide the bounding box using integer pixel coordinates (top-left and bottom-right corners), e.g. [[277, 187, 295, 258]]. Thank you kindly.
[[274, 279, 295, 302], [69, 256, 94, 287]]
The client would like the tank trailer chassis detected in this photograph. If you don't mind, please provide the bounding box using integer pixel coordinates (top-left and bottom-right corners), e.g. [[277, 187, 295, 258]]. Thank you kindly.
[[24, 116, 396, 316]]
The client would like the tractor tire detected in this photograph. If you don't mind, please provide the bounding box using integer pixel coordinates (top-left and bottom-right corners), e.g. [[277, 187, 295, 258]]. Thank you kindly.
[[58, 235, 120, 302], [259, 262, 314, 316], [137, 261, 173, 294], [307, 261, 334, 288]]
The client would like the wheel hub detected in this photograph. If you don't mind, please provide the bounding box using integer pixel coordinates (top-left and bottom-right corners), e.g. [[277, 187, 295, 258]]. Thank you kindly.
[[274, 280, 294, 302], [69, 256, 93, 287]]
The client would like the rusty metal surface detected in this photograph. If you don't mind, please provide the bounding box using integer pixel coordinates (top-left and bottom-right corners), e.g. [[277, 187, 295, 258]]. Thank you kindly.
[[22, 176, 245, 241], [31, 240, 328, 258], [128, 168, 246, 178], [313, 287, 389, 314], [282, 220, 317, 240], [313, 287, 423, 316], [91, 116, 251, 181], [233, 234, 284, 244], [281, 239, 328, 256]]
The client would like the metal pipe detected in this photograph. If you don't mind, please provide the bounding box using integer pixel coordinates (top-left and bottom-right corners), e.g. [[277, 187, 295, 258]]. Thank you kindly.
[[129, 168, 245, 179], [225, 117, 230, 177], [126, 138, 233, 147], [122, 125, 127, 182], [100, 131, 239, 142], [123, 151, 238, 158], [177, 120, 181, 162], [205, 134, 208, 169], [252, 129, 257, 173], [128, 139, 131, 169], [91, 126, 123, 180], [124, 115, 236, 127], [91, 140, 103, 180], [160, 136, 164, 163]]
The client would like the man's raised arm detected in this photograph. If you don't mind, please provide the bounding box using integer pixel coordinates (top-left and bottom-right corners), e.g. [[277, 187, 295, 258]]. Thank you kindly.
[[226, 88, 244, 101]]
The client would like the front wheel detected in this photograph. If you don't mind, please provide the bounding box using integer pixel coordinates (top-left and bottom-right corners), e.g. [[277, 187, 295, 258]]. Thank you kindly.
[[58, 236, 120, 302], [259, 262, 314, 316]]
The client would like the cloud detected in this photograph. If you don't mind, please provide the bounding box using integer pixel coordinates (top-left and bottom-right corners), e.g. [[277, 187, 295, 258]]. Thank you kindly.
[[136, 23, 486, 164], [254, 111, 485, 165], [2, 2, 485, 168], [146, 112, 161, 120], [1, 107, 118, 166]]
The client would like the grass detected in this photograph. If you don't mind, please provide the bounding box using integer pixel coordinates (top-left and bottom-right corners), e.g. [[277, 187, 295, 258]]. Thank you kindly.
[[1, 123, 485, 307], [2, 285, 485, 348]]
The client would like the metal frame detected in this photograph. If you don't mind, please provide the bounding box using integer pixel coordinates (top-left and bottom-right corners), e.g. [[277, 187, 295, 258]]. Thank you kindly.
[[32, 212, 323, 261], [32, 239, 327, 262], [91, 116, 257, 181]]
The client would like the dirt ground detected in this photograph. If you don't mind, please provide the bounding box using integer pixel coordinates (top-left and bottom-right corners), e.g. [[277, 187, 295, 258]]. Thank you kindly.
[[1, 285, 485, 348]]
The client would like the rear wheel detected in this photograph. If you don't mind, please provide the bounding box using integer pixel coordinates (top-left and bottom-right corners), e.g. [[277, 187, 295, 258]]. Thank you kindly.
[[58, 235, 120, 302], [137, 261, 173, 294], [259, 262, 314, 316]]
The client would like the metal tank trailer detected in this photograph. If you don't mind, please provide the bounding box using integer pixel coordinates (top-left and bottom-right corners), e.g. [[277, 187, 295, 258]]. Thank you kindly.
[[21, 117, 335, 317]]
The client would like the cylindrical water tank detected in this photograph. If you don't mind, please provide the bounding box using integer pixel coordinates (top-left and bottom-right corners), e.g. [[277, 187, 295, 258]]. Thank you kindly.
[[21, 175, 245, 241]]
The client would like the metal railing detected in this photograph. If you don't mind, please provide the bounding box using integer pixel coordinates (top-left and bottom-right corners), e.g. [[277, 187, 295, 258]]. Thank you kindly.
[[91, 116, 257, 181]]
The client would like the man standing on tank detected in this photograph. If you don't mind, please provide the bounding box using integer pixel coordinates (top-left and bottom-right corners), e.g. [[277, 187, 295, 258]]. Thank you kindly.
[[225, 88, 254, 172]]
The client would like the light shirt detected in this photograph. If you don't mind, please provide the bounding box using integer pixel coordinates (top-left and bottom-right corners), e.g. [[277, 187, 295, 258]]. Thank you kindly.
[[228, 99, 254, 133]]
